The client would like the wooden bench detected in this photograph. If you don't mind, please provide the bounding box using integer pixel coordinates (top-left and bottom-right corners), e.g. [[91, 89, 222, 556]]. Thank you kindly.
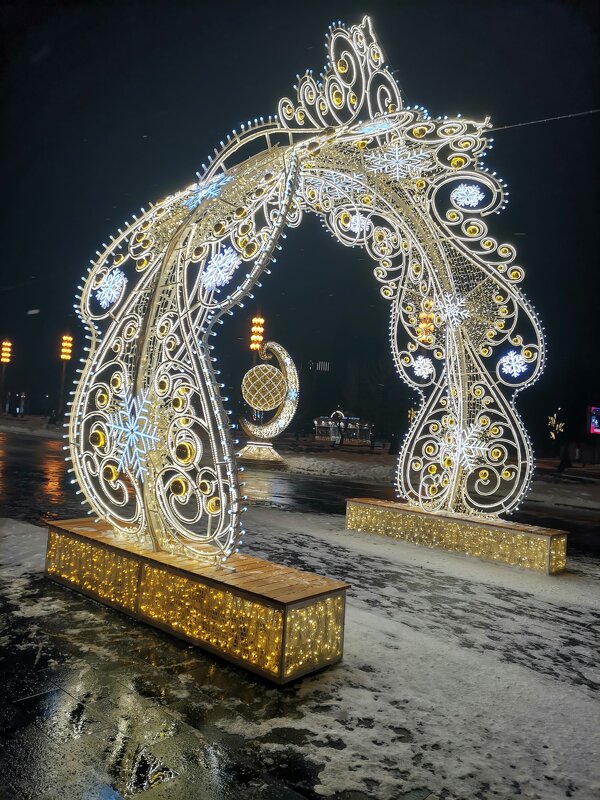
[[45, 519, 349, 683]]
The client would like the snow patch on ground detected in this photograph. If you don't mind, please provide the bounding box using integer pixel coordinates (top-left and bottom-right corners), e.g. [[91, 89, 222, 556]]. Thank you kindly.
[[281, 453, 600, 511], [1, 512, 599, 799]]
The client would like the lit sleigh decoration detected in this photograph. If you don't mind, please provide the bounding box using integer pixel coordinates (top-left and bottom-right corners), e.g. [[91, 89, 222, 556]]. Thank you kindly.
[[69, 16, 544, 564]]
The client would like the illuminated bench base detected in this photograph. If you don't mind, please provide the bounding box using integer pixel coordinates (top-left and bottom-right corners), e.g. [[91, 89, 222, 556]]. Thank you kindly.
[[45, 519, 348, 684], [237, 440, 284, 463], [346, 499, 567, 574]]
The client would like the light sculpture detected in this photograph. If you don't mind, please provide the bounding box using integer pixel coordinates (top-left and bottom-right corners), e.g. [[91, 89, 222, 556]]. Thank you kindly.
[[69, 16, 544, 566], [238, 340, 300, 461], [548, 409, 565, 441]]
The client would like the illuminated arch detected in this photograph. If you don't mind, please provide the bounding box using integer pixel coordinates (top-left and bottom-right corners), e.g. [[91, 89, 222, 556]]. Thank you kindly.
[[68, 16, 544, 563]]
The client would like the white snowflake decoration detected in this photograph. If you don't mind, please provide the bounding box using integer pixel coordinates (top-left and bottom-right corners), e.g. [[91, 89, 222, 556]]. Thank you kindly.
[[440, 292, 469, 328], [106, 389, 159, 480], [365, 142, 433, 181], [499, 350, 528, 378], [348, 213, 370, 233], [202, 246, 242, 292], [450, 183, 485, 208], [413, 356, 434, 379], [304, 171, 361, 201], [456, 424, 489, 471], [95, 269, 127, 309], [185, 173, 233, 210], [354, 118, 395, 136]]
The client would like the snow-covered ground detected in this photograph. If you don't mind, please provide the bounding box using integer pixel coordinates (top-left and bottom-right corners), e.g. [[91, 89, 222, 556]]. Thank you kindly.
[[0, 417, 62, 440], [1, 511, 598, 799], [281, 451, 600, 513], [242, 508, 600, 799], [284, 451, 395, 484]]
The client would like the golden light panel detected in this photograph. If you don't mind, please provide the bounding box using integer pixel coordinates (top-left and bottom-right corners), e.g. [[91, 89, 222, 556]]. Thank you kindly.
[[347, 499, 567, 574], [46, 520, 348, 684], [67, 16, 545, 566]]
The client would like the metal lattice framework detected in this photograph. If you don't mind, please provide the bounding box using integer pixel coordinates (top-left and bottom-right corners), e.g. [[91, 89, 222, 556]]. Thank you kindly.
[[68, 16, 544, 563], [240, 341, 300, 440]]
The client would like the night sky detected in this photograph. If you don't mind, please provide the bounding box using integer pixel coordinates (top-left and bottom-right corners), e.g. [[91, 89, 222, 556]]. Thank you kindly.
[[1, 1, 598, 446]]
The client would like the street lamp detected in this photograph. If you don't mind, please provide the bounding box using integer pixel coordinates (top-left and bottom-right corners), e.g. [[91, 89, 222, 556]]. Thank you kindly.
[[58, 334, 73, 416], [1, 340, 12, 414], [250, 316, 264, 352]]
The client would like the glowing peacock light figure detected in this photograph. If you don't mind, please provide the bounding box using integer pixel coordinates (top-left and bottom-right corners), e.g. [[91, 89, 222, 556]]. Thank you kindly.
[[68, 16, 544, 564]]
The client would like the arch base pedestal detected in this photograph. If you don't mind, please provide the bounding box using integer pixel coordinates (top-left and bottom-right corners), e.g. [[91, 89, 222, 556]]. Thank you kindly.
[[45, 518, 348, 684], [237, 440, 284, 464], [346, 498, 567, 574]]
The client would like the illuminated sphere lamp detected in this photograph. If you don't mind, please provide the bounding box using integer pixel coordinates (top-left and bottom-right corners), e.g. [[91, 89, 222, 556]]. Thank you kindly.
[[241, 364, 287, 411], [238, 340, 300, 463]]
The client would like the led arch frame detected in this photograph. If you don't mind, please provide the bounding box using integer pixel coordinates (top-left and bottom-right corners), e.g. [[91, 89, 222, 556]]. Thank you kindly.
[[68, 16, 545, 564]]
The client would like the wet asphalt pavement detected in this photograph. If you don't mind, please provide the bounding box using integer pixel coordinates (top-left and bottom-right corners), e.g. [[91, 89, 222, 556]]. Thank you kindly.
[[0, 431, 397, 524], [0, 430, 597, 552], [0, 431, 599, 799]]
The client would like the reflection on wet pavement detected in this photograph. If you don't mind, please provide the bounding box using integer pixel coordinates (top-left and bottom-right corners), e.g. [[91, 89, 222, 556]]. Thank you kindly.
[[0, 574, 312, 799], [0, 431, 399, 525], [0, 433, 82, 522], [1, 432, 599, 798], [1, 431, 598, 555], [1, 511, 599, 799]]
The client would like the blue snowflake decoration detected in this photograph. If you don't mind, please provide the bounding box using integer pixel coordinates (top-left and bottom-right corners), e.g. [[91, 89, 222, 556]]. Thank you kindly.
[[184, 173, 233, 210], [499, 350, 528, 379], [288, 388, 299, 401], [354, 118, 395, 136], [440, 292, 469, 328], [106, 389, 159, 480], [95, 269, 127, 309], [202, 246, 242, 292], [450, 183, 485, 209]]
